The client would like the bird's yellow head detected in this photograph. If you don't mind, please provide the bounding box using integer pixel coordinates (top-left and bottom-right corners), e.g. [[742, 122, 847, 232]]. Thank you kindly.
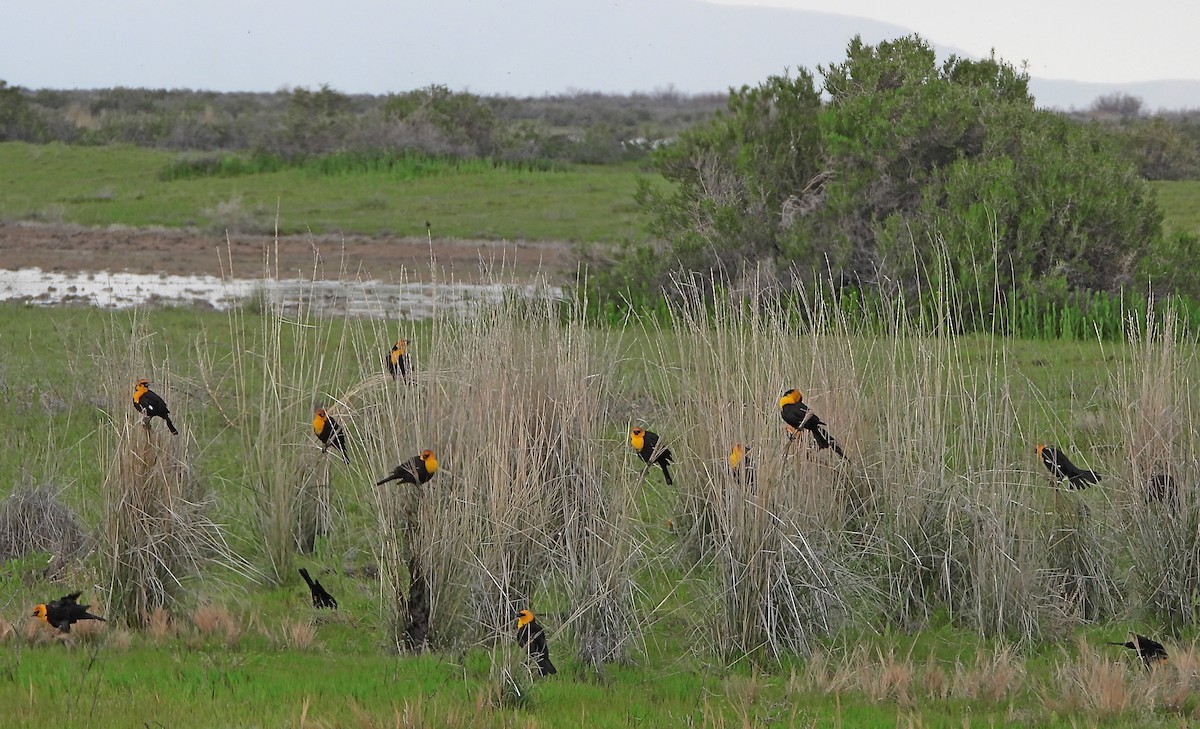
[[313, 408, 328, 433], [1036, 444, 1045, 459], [730, 443, 747, 469], [421, 449, 438, 474], [391, 339, 408, 362], [630, 427, 645, 451], [133, 379, 149, 400], [32, 604, 48, 623], [779, 389, 802, 408], [516, 609, 535, 629]]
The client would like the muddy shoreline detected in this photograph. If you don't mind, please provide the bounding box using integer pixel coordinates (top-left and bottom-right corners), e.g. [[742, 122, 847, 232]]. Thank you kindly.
[[0, 222, 574, 283]]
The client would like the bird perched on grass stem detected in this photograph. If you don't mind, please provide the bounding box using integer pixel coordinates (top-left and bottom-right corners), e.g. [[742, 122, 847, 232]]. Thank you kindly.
[[779, 389, 845, 459], [313, 408, 350, 464], [133, 379, 178, 434], [386, 339, 411, 382], [516, 609, 557, 676], [376, 450, 438, 486], [630, 427, 674, 485], [729, 442, 756, 488], [298, 567, 338, 609], [1037, 444, 1100, 489], [1109, 633, 1168, 669], [32, 592, 106, 633]]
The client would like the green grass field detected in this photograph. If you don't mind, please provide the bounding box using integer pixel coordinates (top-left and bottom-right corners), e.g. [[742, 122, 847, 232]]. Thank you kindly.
[[3, 293, 1200, 727], [2, 142, 1198, 243], [3, 139, 1200, 726], [0, 142, 657, 242]]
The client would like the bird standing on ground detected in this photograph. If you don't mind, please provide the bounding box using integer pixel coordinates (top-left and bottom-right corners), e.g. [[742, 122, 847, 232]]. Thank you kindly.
[[1109, 633, 1168, 669], [630, 427, 674, 485], [376, 449, 439, 486], [313, 408, 350, 464], [386, 339, 411, 382], [133, 379, 178, 434], [298, 567, 338, 609], [779, 389, 846, 459], [516, 609, 557, 676], [32, 592, 106, 633], [1037, 444, 1100, 489]]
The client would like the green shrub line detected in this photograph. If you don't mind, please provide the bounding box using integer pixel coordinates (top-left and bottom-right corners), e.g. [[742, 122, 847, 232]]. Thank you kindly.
[[157, 149, 571, 182], [574, 280, 1200, 341]]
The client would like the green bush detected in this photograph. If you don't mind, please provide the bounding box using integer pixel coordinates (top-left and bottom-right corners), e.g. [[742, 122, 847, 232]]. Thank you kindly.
[[621, 35, 1173, 317]]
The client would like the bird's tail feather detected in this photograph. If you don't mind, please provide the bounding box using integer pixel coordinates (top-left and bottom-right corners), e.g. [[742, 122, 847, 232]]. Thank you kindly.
[[661, 462, 674, 485], [298, 567, 316, 589], [164, 416, 179, 435]]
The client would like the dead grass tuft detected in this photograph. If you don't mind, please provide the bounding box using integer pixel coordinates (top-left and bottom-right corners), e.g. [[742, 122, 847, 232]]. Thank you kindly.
[[279, 618, 318, 650], [0, 480, 88, 567], [192, 603, 241, 644], [954, 644, 1025, 704], [145, 606, 174, 642]]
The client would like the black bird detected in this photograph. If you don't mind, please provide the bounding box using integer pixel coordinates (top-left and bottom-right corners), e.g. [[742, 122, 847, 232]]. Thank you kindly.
[[298, 567, 338, 609], [516, 609, 557, 676], [1037, 444, 1100, 489], [1109, 633, 1168, 669], [630, 427, 674, 485], [375, 450, 439, 486], [779, 389, 846, 459], [32, 591, 106, 633], [133, 379, 179, 434], [385, 339, 411, 382], [313, 408, 350, 465]]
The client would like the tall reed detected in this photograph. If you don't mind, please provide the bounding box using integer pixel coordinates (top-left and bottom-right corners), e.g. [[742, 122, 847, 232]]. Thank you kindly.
[[96, 314, 249, 625]]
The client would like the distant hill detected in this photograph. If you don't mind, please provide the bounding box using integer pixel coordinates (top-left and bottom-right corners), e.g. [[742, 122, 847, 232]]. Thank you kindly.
[[1027, 78, 1200, 112], [5, 0, 1199, 111]]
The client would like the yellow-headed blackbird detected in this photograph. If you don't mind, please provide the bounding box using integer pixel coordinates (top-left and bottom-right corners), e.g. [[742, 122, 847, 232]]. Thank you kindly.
[[32, 591, 106, 633], [630, 427, 674, 485], [516, 609, 557, 676], [779, 389, 846, 459], [1145, 472, 1178, 506], [298, 567, 338, 609], [313, 408, 350, 464], [1036, 444, 1099, 489], [729, 442, 756, 487], [133, 379, 178, 434], [386, 339, 411, 381], [376, 449, 438, 486], [1109, 633, 1168, 669]]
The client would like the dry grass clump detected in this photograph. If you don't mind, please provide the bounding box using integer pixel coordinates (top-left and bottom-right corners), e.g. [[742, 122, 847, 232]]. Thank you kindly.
[[192, 603, 241, 645], [145, 606, 175, 642], [95, 316, 254, 627], [660, 282, 867, 659], [352, 284, 636, 663], [1114, 309, 1200, 628], [794, 642, 1027, 712], [217, 264, 368, 582], [1043, 638, 1141, 719], [0, 480, 89, 568], [952, 644, 1025, 704], [276, 618, 317, 650], [0, 615, 12, 644]]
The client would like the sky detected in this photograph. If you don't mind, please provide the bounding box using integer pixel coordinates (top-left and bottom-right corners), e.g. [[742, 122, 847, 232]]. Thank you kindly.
[[713, 0, 1200, 83], [2, 0, 1197, 99]]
